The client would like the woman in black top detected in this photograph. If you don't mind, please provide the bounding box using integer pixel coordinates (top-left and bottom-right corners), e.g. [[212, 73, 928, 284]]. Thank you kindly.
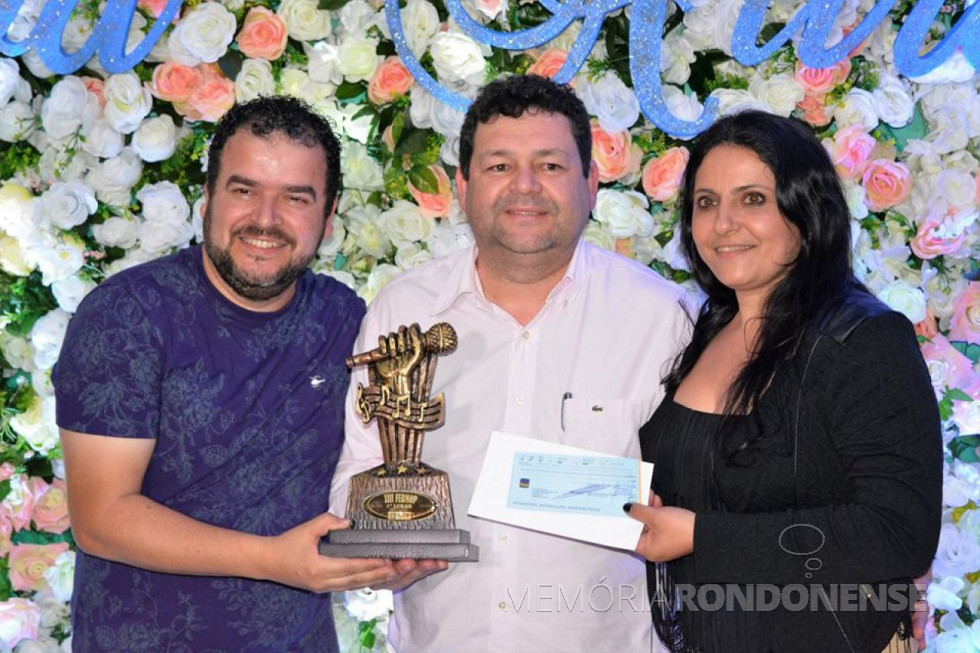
[[626, 111, 941, 653]]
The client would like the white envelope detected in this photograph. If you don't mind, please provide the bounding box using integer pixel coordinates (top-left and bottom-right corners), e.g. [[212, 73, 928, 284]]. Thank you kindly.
[[467, 431, 653, 550]]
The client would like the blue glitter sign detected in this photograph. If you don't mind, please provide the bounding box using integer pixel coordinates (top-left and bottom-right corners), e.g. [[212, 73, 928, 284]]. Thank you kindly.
[[1, 0, 975, 137]]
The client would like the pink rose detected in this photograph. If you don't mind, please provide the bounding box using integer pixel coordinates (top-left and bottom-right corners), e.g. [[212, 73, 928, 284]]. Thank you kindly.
[[408, 165, 453, 219], [642, 146, 690, 203], [32, 478, 70, 534], [236, 7, 288, 61], [0, 462, 15, 482], [368, 56, 414, 105], [527, 49, 569, 79], [794, 59, 852, 95], [2, 474, 36, 531], [7, 542, 70, 592], [910, 209, 967, 259], [151, 61, 203, 103], [920, 333, 976, 396], [862, 159, 911, 212], [827, 125, 876, 180], [81, 76, 106, 108], [138, 0, 170, 17], [0, 512, 13, 557], [950, 282, 980, 345], [0, 598, 41, 650], [797, 92, 831, 127], [178, 65, 235, 123], [592, 122, 641, 183]]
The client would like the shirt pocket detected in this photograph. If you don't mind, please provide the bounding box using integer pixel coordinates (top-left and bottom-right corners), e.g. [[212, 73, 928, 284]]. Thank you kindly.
[[559, 397, 643, 455]]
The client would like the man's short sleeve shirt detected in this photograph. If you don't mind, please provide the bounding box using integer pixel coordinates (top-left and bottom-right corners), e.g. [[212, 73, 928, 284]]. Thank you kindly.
[[53, 246, 364, 652]]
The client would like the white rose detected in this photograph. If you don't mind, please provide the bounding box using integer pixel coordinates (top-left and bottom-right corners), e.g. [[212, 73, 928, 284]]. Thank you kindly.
[[832, 88, 879, 131], [85, 147, 143, 206], [0, 100, 37, 142], [343, 588, 393, 622], [663, 85, 706, 134], [353, 220, 391, 258], [277, 0, 331, 42], [841, 180, 869, 220], [632, 233, 666, 266], [663, 227, 691, 272], [582, 220, 616, 251], [281, 67, 333, 104], [429, 98, 467, 140], [578, 71, 640, 132], [409, 85, 437, 129], [593, 189, 653, 239], [168, 2, 236, 66], [138, 219, 194, 254], [380, 200, 433, 246], [9, 394, 58, 454], [430, 31, 486, 86], [43, 551, 75, 604], [872, 74, 914, 128], [935, 169, 977, 211], [304, 42, 343, 85], [339, 0, 376, 35], [341, 141, 384, 191], [337, 35, 381, 83], [876, 280, 927, 323], [0, 181, 37, 242], [910, 50, 977, 84], [0, 57, 22, 105], [39, 180, 97, 230], [661, 33, 696, 86], [30, 309, 71, 371], [34, 236, 85, 285], [425, 220, 473, 259], [138, 182, 191, 225], [51, 275, 96, 313], [0, 231, 34, 276], [0, 333, 34, 374], [465, 0, 508, 21], [748, 73, 803, 117], [400, 0, 441, 57], [440, 135, 460, 168], [104, 248, 157, 276], [394, 242, 433, 270], [103, 72, 152, 134], [21, 49, 53, 79], [37, 145, 94, 186], [682, 0, 741, 53], [132, 114, 178, 162], [926, 107, 971, 155], [357, 263, 401, 303], [40, 76, 92, 141], [80, 118, 124, 158], [934, 523, 980, 579], [316, 218, 347, 260], [234, 59, 276, 103], [316, 100, 374, 143], [92, 216, 139, 249], [711, 88, 768, 117]]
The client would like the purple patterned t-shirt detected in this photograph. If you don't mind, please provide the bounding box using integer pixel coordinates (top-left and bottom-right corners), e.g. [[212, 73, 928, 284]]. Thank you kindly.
[[53, 246, 364, 652]]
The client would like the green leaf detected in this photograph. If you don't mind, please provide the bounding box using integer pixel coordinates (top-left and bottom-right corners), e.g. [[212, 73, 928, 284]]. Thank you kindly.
[[318, 0, 354, 10], [393, 129, 431, 156], [0, 479, 10, 503], [336, 81, 367, 103], [950, 341, 980, 365], [217, 49, 244, 82], [407, 165, 439, 194], [390, 112, 406, 150], [358, 618, 377, 650]]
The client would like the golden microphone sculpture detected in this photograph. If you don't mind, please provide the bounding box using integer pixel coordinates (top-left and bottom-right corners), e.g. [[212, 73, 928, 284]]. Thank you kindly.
[[321, 322, 478, 561]]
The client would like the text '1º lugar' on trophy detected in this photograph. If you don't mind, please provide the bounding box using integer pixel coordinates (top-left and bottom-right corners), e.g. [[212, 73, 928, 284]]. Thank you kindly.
[[320, 322, 478, 562]]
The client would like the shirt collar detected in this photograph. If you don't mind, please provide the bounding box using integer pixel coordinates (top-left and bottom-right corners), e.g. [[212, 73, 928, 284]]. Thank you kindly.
[[430, 239, 589, 316]]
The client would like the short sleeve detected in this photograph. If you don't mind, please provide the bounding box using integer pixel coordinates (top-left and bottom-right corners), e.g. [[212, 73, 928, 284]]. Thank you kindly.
[[53, 282, 164, 439]]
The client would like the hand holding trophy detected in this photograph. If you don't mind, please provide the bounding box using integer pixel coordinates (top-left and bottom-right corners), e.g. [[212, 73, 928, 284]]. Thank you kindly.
[[320, 323, 479, 561]]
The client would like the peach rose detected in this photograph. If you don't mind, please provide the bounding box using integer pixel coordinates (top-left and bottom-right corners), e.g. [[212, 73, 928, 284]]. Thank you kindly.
[[615, 238, 633, 258], [151, 61, 203, 103], [138, 0, 170, 17], [827, 125, 875, 180], [592, 123, 641, 183], [914, 307, 938, 339], [408, 164, 453, 219], [236, 7, 288, 61], [178, 65, 235, 123], [7, 542, 69, 592], [381, 124, 397, 153], [368, 56, 414, 105], [642, 146, 690, 203], [920, 333, 976, 395], [32, 479, 69, 534], [81, 76, 106, 108], [862, 159, 911, 212], [950, 282, 980, 345], [527, 49, 569, 79], [794, 59, 852, 96], [910, 209, 967, 260], [797, 92, 831, 127]]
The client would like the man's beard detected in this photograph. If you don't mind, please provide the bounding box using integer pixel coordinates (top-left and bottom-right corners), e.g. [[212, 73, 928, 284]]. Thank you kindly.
[[203, 205, 322, 302]]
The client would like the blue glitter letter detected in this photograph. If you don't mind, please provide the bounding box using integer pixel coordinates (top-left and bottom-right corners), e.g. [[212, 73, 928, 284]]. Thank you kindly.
[[893, 0, 980, 76]]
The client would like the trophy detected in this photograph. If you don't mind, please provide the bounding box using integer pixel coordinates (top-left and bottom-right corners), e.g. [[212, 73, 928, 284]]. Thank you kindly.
[[320, 323, 479, 562]]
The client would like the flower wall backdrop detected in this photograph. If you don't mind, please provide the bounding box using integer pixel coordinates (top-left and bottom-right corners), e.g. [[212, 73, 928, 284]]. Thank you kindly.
[[0, 0, 978, 649]]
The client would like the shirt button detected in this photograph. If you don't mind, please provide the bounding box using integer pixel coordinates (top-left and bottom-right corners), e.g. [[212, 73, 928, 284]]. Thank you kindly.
[[498, 601, 507, 610], [522, 331, 530, 340], [515, 396, 524, 405]]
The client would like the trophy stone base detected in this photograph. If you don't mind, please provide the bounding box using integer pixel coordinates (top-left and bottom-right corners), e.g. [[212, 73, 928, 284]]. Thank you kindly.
[[320, 464, 479, 562]]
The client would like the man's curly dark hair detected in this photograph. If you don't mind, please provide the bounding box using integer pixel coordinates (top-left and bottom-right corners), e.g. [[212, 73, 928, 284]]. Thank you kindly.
[[206, 96, 342, 214], [458, 75, 592, 180]]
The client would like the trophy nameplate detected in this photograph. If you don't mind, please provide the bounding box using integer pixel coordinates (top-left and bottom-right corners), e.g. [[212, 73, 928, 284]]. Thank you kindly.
[[319, 323, 479, 562]]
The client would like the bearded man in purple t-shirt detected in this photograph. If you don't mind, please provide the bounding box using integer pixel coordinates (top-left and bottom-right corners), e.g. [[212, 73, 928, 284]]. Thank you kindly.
[[53, 97, 424, 652]]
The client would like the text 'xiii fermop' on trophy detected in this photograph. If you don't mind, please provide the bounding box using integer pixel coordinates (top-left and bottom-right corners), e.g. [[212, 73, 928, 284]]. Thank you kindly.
[[319, 323, 479, 562]]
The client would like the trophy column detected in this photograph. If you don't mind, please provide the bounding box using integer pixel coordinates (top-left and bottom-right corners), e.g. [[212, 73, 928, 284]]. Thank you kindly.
[[320, 323, 479, 562]]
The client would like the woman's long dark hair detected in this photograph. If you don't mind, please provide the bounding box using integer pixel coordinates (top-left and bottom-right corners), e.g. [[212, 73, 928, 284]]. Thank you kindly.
[[664, 110, 858, 420]]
